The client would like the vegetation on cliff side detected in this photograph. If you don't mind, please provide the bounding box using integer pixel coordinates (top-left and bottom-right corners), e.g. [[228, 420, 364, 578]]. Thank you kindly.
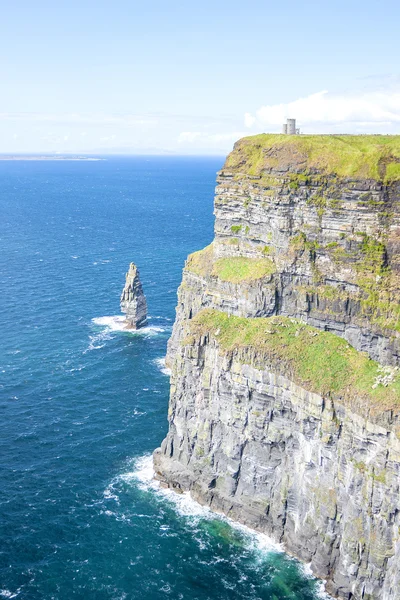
[[224, 134, 400, 181], [186, 244, 275, 282], [212, 256, 275, 282], [288, 228, 400, 331], [187, 309, 400, 413]]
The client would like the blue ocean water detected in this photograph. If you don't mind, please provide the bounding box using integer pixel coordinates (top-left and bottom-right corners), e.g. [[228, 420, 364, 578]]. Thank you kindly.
[[0, 157, 327, 600]]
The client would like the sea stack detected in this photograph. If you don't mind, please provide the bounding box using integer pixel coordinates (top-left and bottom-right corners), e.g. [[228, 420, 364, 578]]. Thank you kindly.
[[120, 262, 147, 329]]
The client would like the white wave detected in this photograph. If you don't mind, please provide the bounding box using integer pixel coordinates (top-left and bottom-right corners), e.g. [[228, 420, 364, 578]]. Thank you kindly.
[[84, 315, 166, 353], [92, 316, 165, 336], [153, 357, 171, 376], [317, 582, 331, 599], [67, 365, 86, 372], [102, 455, 332, 597], [129, 456, 282, 550], [149, 315, 172, 322], [301, 563, 331, 599], [126, 454, 159, 492], [132, 408, 146, 416], [114, 454, 332, 597], [92, 315, 126, 330], [0, 590, 20, 599], [87, 342, 106, 351], [103, 485, 120, 503], [84, 334, 108, 353], [137, 326, 166, 335]]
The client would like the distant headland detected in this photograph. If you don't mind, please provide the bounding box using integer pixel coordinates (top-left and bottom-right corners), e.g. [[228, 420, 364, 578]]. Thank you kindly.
[[0, 155, 103, 161]]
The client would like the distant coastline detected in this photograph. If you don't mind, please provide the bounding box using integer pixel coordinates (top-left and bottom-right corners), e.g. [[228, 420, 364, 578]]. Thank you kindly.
[[0, 155, 104, 161]]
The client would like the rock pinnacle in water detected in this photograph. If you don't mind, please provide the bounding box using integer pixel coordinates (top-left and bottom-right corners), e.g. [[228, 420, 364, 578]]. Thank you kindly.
[[120, 263, 147, 329]]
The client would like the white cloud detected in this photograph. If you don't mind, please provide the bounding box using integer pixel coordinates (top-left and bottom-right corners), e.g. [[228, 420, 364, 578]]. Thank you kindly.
[[244, 112, 256, 127], [100, 134, 117, 142], [178, 131, 202, 143], [245, 89, 400, 133], [0, 112, 158, 127], [178, 131, 248, 145]]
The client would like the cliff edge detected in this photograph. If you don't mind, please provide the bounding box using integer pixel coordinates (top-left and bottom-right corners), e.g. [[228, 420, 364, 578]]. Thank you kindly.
[[154, 135, 400, 600]]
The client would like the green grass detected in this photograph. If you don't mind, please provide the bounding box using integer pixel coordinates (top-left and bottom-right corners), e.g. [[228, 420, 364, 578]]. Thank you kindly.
[[385, 163, 400, 181], [212, 256, 275, 282], [185, 244, 214, 277], [187, 309, 400, 413], [185, 245, 275, 282], [224, 134, 400, 181]]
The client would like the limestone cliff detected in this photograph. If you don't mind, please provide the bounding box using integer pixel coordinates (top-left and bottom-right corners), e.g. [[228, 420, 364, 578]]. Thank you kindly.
[[154, 135, 400, 599], [168, 135, 400, 366], [120, 262, 147, 329]]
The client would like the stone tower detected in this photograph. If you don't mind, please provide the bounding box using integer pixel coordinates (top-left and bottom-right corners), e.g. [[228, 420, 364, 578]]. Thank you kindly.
[[287, 118, 296, 135], [282, 118, 299, 135]]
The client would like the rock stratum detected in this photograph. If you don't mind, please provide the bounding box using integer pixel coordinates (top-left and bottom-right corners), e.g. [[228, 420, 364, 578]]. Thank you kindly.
[[120, 262, 147, 329], [153, 135, 400, 599]]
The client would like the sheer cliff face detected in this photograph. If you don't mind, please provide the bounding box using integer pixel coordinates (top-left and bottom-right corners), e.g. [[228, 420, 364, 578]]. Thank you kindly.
[[169, 135, 400, 366], [155, 325, 400, 600], [155, 135, 400, 600]]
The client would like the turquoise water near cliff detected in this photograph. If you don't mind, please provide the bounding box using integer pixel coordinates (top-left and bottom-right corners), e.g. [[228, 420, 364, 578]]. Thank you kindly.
[[0, 157, 327, 600]]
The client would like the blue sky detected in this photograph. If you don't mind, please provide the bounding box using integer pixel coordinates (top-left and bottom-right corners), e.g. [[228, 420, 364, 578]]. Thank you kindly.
[[1, 0, 399, 154]]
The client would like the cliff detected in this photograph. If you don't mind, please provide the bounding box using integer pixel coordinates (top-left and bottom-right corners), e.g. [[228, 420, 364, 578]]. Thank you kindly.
[[154, 135, 400, 599], [168, 134, 400, 366]]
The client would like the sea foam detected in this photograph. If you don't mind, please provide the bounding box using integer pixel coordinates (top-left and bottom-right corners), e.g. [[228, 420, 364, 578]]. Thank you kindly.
[[153, 357, 171, 376], [127, 455, 282, 549], [107, 454, 331, 599], [92, 316, 165, 336], [0, 590, 21, 599]]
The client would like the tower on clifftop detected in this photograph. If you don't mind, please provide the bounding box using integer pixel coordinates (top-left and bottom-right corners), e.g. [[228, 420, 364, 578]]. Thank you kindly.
[[282, 118, 300, 135]]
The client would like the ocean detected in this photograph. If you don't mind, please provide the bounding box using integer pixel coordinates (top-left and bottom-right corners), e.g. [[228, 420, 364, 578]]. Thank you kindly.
[[0, 156, 327, 599]]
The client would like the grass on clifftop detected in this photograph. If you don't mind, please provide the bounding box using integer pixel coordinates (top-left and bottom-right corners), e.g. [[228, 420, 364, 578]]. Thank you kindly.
[[224, 134, 400, 181], [186, 244, 275, 282], [187, 309, 400, 413]]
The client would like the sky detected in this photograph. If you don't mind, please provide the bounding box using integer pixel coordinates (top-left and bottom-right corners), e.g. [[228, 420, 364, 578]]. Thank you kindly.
[[1, 0, 399, 155]]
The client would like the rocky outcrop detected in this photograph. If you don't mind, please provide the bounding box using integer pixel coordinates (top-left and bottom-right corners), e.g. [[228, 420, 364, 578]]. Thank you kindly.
[[168, 136, 400, 367], [155, 316, 400, 600], [120, 262, 147, 329], [155, 135, 400, 599]]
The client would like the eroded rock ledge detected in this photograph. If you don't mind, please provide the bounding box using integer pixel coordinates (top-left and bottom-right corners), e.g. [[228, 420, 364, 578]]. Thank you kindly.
[[155, 310, 400, 600]]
